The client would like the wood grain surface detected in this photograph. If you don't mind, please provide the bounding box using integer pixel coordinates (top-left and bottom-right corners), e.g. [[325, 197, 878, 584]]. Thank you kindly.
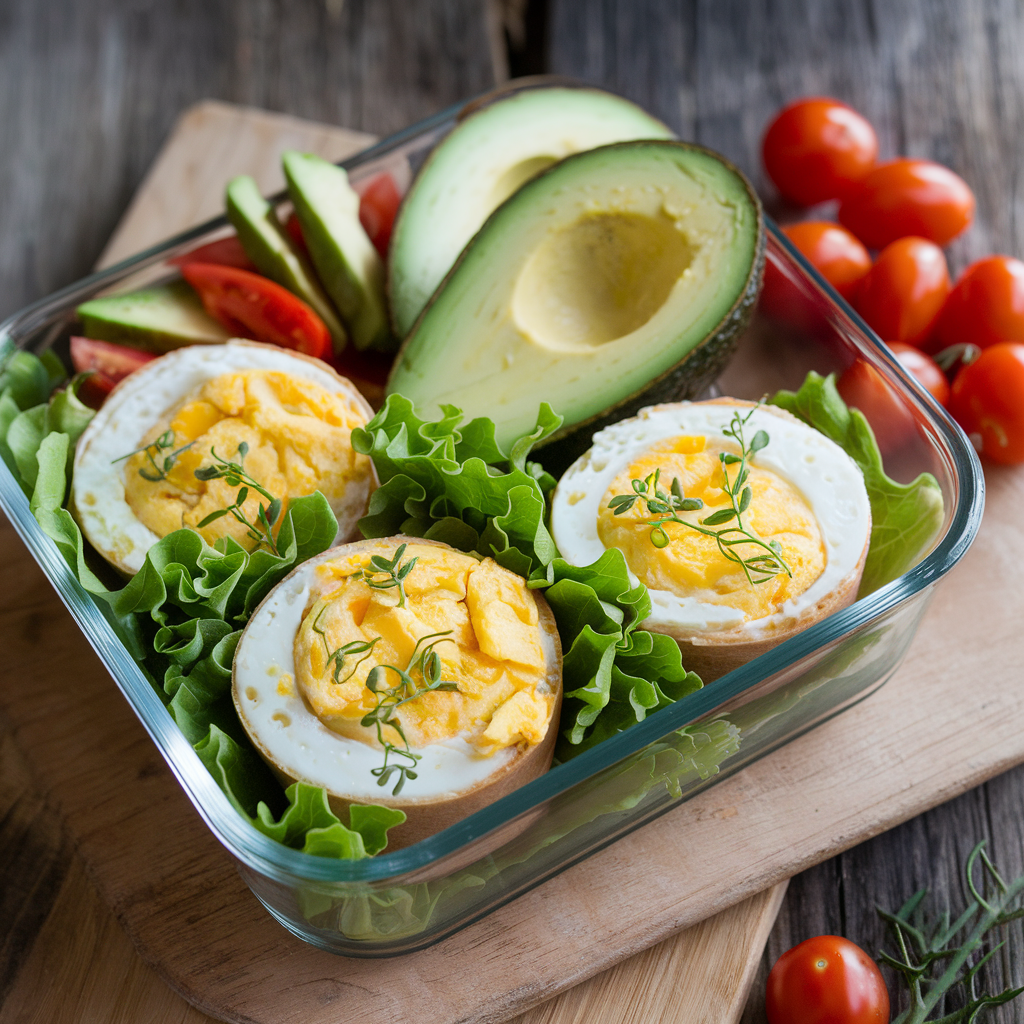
[[2, 0, 1024, 1021]]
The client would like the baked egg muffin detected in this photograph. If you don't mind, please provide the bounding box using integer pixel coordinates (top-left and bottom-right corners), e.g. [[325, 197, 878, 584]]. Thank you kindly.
[[551, 400, 871, 680], [71, 340, 376, 575], [233, 537, 562, 848]]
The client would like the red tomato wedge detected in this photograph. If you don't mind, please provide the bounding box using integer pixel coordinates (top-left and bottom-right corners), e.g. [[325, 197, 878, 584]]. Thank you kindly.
[[180, 263, 332, 361], [839, 158, 975, 249], [70, 336, 158, 408], [356, 172, 402, 258], [169, 235, 256, 271]]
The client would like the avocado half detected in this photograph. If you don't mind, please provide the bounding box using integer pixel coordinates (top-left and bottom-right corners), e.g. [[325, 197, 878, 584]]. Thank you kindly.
[[387, 140, 765, 458], [388, 85, 675, 338]]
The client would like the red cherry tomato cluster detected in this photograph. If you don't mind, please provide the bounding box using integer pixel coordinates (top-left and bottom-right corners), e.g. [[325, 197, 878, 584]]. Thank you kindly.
[[764, 97, 1024, 464]]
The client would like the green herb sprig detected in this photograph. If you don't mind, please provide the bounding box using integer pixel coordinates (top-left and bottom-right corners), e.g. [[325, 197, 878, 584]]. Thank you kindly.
[[193, 442, 282, 556], [360, 630, 459, 795], [880, 840, 1024, 1023], [607, 406, 792, 588], [113, 429, 196, 482], [311, 605, 381, 686], [351, 543, 418, 609]]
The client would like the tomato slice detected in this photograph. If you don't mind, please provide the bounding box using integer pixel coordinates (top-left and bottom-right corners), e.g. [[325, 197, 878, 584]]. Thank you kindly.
[[762, 98, 878, 206], [356, 172, 402, 258], [70, 336, 159, 409], [180, 263, 332, 360], [169, 235, 255, 271], [839, 158, 975, 249]]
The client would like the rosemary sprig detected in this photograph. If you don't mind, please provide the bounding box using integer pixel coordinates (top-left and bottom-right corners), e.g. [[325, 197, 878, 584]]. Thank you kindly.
[[113, 428, 196, 482], [351, 543, 418, 608], [359, 630, 459, 795], [607, 406, 792, 588], [879, 840, 1024, 1023], [193, 442, 282, 556]]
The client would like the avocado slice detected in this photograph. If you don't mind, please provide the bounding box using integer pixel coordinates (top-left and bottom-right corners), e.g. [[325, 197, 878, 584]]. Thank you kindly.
[[225, 175, 347, 350], [388, 86, 675, 338], [387, 140, 764, 455], [77, 280, 231, 352], [282, 151, 393, 353]]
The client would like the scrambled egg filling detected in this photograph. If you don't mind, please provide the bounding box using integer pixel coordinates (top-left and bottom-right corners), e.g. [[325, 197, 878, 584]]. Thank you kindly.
[[597, 435, 826, 621], [123, 370, 370, 548], [293, 543, 553, 755]]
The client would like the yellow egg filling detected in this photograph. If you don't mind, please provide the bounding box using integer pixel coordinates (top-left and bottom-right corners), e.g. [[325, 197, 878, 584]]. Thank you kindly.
[[597, 435, 826, 621], [122, 370, 371, 549], [293, 542, 553, 756]]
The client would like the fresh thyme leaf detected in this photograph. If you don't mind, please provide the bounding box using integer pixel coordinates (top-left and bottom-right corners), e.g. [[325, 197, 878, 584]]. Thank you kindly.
[[879, 840, 1024, 1023], [113, 429, 196, 482], [352, 542, 418, 608], [605, 405, 793, 589]]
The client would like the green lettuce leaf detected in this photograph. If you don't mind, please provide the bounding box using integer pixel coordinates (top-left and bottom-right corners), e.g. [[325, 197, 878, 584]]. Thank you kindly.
[[770, 371, 945, 595], [351, 395, 560, 575]]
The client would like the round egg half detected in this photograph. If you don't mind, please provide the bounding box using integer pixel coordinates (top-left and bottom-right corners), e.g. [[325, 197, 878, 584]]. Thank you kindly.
[[551, 400, 871, 680], [72, 340, 376, 575], [233, 537, 562, 848]]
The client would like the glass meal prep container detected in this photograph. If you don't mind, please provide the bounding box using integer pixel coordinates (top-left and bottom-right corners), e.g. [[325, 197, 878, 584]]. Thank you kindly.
[[0, 81, 984, 957]]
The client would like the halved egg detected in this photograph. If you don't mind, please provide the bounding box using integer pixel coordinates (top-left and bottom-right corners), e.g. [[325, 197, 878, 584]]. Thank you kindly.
[[551, 400, 872, 680], [71, 340, 376, 575], [233, 537, 562, 848]]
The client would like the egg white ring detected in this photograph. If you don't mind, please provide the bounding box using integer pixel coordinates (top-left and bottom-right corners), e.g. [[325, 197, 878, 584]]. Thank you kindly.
[[233, 544, 560, 803], [71, 340, 376, 576], [551, 402, 872, 638]]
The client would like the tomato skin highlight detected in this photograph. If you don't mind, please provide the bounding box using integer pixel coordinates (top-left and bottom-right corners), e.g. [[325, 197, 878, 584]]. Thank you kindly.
[[854, 237, 950, 348], [356, 172, 402, 258], [765, 935, 890, 1024], [888, 342, 950, 406], [169, 235, 256, 271], [950, 342, 1024, 464], [180, 263, 333, 361], [762, 98, 878, 206], [782, 221, 872, 301], [838, 158, 975, 249], [931, 255, 1024, 353]]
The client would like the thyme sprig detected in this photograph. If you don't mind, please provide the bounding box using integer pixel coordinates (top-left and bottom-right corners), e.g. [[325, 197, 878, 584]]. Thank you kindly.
[[352, 543, 418, 608], [113, 429, 196, 482], [359, 630, 459, 795], [311, 605, 381, 686], [879, 841, 1024, 1023], [607, 406, 792, 588], [193, 442, 282, 556]]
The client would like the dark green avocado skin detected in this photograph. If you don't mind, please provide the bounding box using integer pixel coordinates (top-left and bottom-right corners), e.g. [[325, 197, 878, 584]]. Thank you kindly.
[[537, 172, 766, 476]]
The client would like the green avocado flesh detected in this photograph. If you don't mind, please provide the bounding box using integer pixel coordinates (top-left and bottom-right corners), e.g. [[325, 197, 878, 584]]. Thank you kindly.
[[77, 281, 231, 351], [387, 141, 764, 453], [388, 86, 675, 338], [225, 175, 347, 350], [282, 151, 393, 353]]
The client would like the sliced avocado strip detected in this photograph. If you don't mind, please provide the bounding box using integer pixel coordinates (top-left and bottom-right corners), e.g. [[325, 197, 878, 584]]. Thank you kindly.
[[77, 280, 231, 352], [387, 140, 764, 455], [225, 175, 347, 351], [389, 86, 675, 338], [282, 151, 394, 353]]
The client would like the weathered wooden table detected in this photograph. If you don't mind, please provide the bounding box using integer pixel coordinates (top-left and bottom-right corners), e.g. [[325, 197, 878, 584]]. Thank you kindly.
[[2, 1, 1023, 1020]]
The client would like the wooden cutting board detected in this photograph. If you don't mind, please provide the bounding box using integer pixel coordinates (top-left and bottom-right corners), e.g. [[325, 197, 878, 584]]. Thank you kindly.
[[0, 101, 786, 1024]]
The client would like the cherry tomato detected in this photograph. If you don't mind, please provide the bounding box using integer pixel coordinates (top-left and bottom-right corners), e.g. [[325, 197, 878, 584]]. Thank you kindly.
[[169, 235, 255, 271], [69, 336, 157, 407], [888, 342, 950, 406], [854, 237, 950, 347], [180, 263, 332, 361], [766, 935, 890, 1024], [762, 98, 878, 206], [949, 342, 1024, 463], [782, 221, 872, 301], [838, 159, 975, 249], [931, 255, 1024, 353], [837, 357, 918, 454], [356, 172, 402, 257]]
